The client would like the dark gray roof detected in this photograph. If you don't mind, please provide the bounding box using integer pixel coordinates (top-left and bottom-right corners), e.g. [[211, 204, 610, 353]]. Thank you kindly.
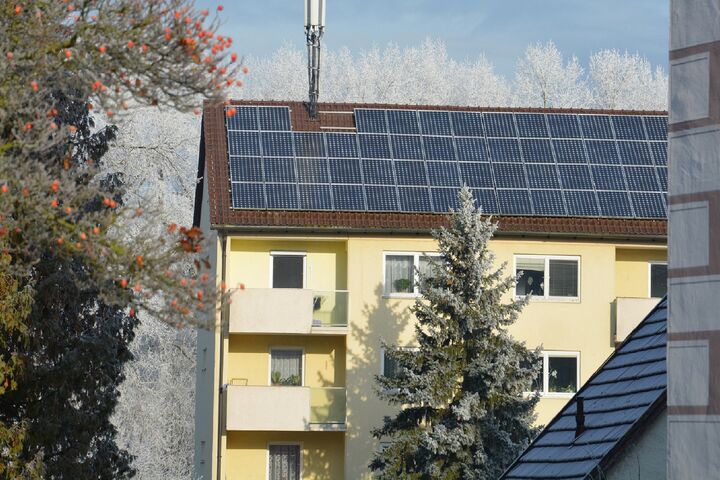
[[501, 297, 667, 480]]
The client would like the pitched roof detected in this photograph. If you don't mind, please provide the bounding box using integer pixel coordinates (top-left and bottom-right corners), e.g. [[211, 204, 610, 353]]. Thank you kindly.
[[195, 100, 668, 238], [501, 297, 667, 480]]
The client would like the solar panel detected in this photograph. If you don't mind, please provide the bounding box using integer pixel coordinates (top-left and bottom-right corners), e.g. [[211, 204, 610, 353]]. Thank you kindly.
[[366, 185, 398, 211], [225, 106, 667, 220], [564, 190, 599, 216], [427, 162, 459, 187], [643, 116, 667, 141], [520, 139, 554, 163], [226, 106, 258, 130], [363, 159, 395, 185], [264, 157, 296, 183], [591, 165, 626, 190], [597, 191, 633, 217], [456, 137, 487, 161], [431, 187, 461, 212], [355, 109, 387, 133], [459, 162, 494, 188], [617, 141, 653, 165], [299, 184, 332, 210], [329, 158, 362, 184], [359, 134, 391, 158], [262, 132, 293, 156], [547, 114, 581, 138], [228, 131, 261, 156], [229, 156, 263, 182], [387, 110, 420, 135], [332, 185, 365, 210], [515, 114, 549, 138], [649, 142, 667, 165], [399, 187, 432, 211], [391, 135, 423, 160], [579, 115, 614, 139], [489, 138, 522, 162], [625, 166, 661, 191], [493, 163, 527, 189], [266, 183, 298, 209], [395, 161, 428, 186], [419, 111, 452, 136], [612, 116, 645, 140], [231, 183, 264, 209], [552, 139, 586, 163], [630, 192, 666, 218], [296, 158, 329, 183], [258, 106, 291, 131], [526, 164, 560, 189], [326, 133, 359, 158], [559, 164, 594, 190], [484, 113, 517, 137], [294, 132, 325, 157], [451, 112, 484, 136], [531, 190, 566, 215], [424, 136, 456, 161], [498, 189, 532, 215]]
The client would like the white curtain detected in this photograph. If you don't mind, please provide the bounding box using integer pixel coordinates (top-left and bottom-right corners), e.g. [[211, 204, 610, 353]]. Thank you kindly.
[[271, 350, 302, 385], [269, 444, 300, 480], [385, 255, 414, 293]]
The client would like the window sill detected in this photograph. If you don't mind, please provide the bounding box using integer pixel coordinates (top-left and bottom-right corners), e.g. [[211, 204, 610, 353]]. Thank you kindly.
[[524, 391, 576, 399], [383, 293, 419, 300], [517, 296, 581, 304]]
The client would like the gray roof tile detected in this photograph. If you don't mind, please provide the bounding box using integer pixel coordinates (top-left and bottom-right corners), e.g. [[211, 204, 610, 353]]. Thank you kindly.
[[501, 298, 666, 479]]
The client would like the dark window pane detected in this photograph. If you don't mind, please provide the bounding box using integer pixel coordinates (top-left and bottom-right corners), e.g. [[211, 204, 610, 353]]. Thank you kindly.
[[548, 357, 577, 393], [650, 263, 667, 298], [549, 259, 578, 297], [272, 255, 304, 288], [269, 444, 301, 480], [516, 257, 545, 296], [383, 351, 398, 378]]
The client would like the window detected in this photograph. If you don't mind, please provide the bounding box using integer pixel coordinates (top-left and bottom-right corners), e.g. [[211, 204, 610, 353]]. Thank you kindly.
[[270, 349, 303, 386], [649, 262, 667, 298], [384, 252, 440, 296], [268, 444, 301, 480], [515, 255, 579, 300], [528, 351, 580, 396], [380, 347, 418, 378], [271, 252, 306, 289]]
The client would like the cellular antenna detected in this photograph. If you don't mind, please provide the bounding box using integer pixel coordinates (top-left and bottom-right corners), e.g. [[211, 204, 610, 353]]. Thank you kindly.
[[304, 0, 325, 119]]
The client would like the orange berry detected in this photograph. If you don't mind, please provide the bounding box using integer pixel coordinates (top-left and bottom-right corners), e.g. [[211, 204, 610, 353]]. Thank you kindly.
[[217, 5, 223, 11], [14, 5, 21, 14], [0, 185, 7, 194], [180, 278, 187, 286], [50, 199, 58, 207], [67, 5, 74, 11], [24, 122, 32, 131], [170, 299, 178, 307], [79, 232, 87, 241], [6, 52, 13, 60], [120, 278, 128, 288], [193, 107, 201, 116], [30, 81, 38, 92], [127, 40, 135, 49], [231, 52, 237, 62], [50, 122, 57, 130], [197, 291, 203, 301], [64, 49, 72, 59], [64, 207, 72, 214], [129, 308, 136, 317], [92, 226, 100, 235], [68, 125, 77, 133], [136, 255, 144, 267], [242, 66, 249, 74], [99, 45, 106, 54], [239, 283, 245, 290], [220, 281, 227, 291], [106, 110, 114, 117], [51, 180, 59, 192], [134, 283, 141, 293], [225, 107, 236, 117], [56, 237, 64, 245], [236, 80, 243, 87], [200, 9, 209, 16], [165, 33, 172, 41]]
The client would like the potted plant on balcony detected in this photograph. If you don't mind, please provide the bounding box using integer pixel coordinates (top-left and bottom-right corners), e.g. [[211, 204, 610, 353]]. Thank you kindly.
[[271, 371, 301, 386]]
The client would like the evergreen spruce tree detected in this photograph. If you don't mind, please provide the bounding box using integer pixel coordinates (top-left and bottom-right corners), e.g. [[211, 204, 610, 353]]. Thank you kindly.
[[370, 187, 540, 480]]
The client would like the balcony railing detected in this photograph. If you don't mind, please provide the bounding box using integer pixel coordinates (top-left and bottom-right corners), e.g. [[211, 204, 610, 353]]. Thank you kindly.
[[226, 385, 346, 431], [228, 288, 348, 334]]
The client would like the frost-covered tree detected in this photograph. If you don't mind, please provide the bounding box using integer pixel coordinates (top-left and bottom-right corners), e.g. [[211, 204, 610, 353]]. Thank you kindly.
[[371, 187, 540, 480], [513, 41, 592, 108], [589, 49, 668, 110]]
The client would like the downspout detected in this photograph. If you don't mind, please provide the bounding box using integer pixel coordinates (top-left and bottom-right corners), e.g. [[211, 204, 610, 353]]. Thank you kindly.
[[216, 233, 227, 480]]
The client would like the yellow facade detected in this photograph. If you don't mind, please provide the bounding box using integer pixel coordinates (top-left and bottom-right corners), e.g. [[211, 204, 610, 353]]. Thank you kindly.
[[201, 233, 666, 479]]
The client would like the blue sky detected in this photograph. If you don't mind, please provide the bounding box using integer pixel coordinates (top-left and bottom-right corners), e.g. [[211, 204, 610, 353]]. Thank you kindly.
[[202, 0, 669, 76]]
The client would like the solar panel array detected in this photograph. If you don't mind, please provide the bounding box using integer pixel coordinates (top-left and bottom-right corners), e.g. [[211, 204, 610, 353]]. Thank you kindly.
[[225, 106, 668, 219]]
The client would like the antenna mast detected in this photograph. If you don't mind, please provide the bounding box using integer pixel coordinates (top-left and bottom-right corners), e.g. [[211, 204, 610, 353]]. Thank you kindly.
[[304, 0, 325, 119]]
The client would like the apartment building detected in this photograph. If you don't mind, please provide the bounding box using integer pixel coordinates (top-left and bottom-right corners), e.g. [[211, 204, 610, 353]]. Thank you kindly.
[[193, 101, 668, 480]]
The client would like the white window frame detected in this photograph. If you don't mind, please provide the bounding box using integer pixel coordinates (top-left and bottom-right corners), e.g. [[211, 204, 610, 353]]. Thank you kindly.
[[527, 350, 581, 398], [382, 251, 441, 298], [379, 346, 419, 377], [648, 261, 668, 298], [268, 347, 305, 387], [266, 442, 303, 480], [514, 255, 581, 302], [269, 251, 307, 289]]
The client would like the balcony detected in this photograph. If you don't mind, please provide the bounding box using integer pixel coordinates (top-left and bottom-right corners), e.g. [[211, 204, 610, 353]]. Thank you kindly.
[[228, 288, 348, 335], [226, 385, 346, 431], [612, 297, 661, 344]]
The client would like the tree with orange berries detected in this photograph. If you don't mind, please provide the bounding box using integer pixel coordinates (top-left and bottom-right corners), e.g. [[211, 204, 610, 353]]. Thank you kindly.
[[0, 1, 240, 476]]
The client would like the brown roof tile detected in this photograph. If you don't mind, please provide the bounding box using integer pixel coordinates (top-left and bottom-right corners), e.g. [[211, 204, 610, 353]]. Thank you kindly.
[[200, 100, 667, 239]]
